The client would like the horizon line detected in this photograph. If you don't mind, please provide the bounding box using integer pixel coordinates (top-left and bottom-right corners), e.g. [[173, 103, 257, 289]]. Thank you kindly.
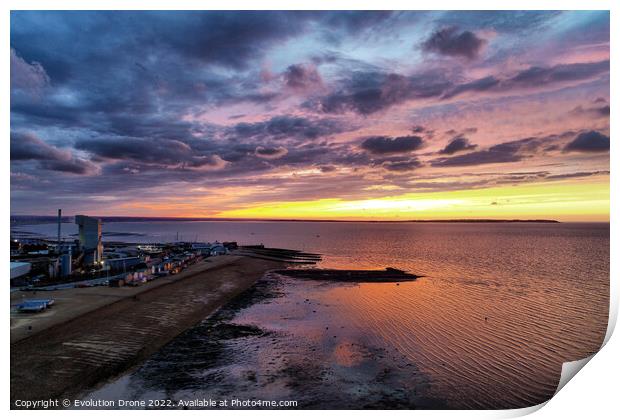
[[12, 214, 607, 224]]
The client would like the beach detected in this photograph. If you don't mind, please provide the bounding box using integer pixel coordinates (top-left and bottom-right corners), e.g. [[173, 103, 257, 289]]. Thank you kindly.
[[10, 255, 284, 407]]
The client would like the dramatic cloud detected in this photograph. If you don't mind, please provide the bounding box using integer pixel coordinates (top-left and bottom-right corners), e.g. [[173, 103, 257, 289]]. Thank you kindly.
[[74, 138, 226, 169], [439, 137, 478, 155], [422, 27, 487, 59], [360, 136, 425, 155], [313, 71, 450, 115], [38, 159, 96, 175], [11, 132, 96, 174], [382, 157, 423, 172], [283, 64, 322, 90], [431, 137, 547, 167], [146, 11, 311, 70], [509, 61, 609, 86], [10, 48, 50, 95], [444, 60, 609, 99], [11, 132, 69, 161], [8, 11, 610, 215], [311, 59, 609, 115], [230, 115, 348, 142], [255, 145, 288, 159], [564, 131, 610, 153]]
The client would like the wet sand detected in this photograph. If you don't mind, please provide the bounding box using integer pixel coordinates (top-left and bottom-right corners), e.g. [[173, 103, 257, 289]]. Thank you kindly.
[[10, 255, 284, 407], [86, 272, 444, 409]]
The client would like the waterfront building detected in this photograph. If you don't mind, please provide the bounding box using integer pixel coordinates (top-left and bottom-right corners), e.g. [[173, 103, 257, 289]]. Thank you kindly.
[[75, 215, 103, 265]]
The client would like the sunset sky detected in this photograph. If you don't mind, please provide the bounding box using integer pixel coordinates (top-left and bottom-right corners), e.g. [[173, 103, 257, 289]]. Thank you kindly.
[[10, 11, 610, 221]]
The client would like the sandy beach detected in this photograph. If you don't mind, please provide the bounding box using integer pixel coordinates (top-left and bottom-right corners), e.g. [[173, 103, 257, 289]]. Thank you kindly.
[[10, 255, 284, 407]]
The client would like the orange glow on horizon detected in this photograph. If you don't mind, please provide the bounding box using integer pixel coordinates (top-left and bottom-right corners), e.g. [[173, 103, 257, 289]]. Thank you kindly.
[[113, 177, 609, 223]]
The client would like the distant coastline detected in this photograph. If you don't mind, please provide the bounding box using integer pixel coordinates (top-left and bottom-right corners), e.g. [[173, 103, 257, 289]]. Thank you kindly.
[[10, 215, 562, 225]]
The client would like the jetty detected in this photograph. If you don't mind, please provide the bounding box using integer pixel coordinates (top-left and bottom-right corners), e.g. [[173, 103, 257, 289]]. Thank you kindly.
[[274, 267, 422, 283]]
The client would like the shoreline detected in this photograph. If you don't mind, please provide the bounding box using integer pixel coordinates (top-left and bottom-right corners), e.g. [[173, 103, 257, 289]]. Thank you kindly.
[[10, 255, 285, 407]]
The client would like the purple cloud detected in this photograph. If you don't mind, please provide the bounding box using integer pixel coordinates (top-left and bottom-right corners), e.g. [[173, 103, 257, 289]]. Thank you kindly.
[[564, 131, 609, 153], [361, 136, 425, 155], [422, 27, 487, 59], [439, 137, 478, 155]]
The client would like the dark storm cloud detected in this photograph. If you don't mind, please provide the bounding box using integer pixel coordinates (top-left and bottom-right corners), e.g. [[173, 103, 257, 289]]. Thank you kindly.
[[68, 132, 367, 183], [37, 160, 95, 175], [438, 137, 478, 155], [431, 137, 547, 167], [11, 10, 608, 145], [283, 64, 322, 89], [230, 115, 348, 142], [10, 12, 325, 143], [432, 149, 520, 167], [11, 132, 69, 161], [12, 11, 308, 72], [103, 115, 198, 140], [151, 12, 307, 69], [382, 157, 423, 172], [563, 131, 610, 153], [312, 59, 609, 115], [422, 27, 487, 59], [11, 102, 83, 127], [255, 145, 288, 159], [74, 137, 224, 168], [10, 132, 96, 175], [312, 71, 451, 115], [360, 136, 425, 155]]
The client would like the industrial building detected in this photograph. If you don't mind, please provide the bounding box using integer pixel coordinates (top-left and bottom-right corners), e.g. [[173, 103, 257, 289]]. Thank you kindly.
[[75, 215, 103, 265], [60, 253, 72, 277]]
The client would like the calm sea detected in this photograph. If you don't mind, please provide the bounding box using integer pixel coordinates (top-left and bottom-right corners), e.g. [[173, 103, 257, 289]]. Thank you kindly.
[[15, 221, 610, 408]]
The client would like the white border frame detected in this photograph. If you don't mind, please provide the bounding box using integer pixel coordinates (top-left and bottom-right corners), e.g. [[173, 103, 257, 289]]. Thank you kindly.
[[3, 2, 616, 419]]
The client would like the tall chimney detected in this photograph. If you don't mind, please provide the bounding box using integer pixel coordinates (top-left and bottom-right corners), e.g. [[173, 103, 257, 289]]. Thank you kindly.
[[57, 209, 62, 252]]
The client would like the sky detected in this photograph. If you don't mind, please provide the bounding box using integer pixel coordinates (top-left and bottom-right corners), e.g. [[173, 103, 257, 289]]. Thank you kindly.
[[10, 11, 610, 221]]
